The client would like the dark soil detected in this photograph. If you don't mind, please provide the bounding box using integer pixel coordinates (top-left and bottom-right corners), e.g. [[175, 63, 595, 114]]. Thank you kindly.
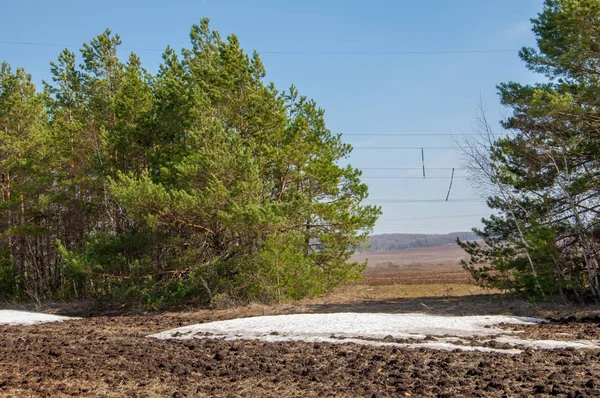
[[1, 312, 600, 397]]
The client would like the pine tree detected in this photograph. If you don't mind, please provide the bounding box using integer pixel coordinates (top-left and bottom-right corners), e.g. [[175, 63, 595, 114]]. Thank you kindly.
[[0, 63, 51, 300], [0, 19, 380, 305], [462, 0, 600, 300]]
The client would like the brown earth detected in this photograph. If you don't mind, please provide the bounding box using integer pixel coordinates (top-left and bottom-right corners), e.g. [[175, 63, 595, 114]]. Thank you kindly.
[[351, 244, 474, 286], [351, 244, 468, 269], [362, 264, 472, 286], [1, 311, 600, 398], [2, 246, 600, 397]]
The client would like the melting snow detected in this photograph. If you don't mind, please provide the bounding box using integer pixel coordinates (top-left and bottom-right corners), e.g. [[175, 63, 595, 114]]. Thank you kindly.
[[0, 310, 77, 326], [149, 312, 600, 354], [494, 336, 600, 350]]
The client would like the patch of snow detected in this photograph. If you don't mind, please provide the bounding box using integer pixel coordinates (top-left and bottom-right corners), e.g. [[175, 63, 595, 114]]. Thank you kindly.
[[0, 310, 78, 326], [494, 336, 600, 350], [230, 333, 524, 354], [151, 312, 587, 353], [150, 313, 543, 342]]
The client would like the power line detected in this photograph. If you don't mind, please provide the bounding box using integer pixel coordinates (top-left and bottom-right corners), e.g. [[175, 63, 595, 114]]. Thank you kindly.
[[343, 133, 478, 136], [378, 213, 491, 221], [365, 199, 486, 203], [360, 167, 462, 170], [0, 40, 166, 52], [0, 40, 173, 52], [260, 50, 518, 55], [353, 146, 457, 150], [361, 176, 467, 179], [374, 223, 481, 228], [0, 40, 77, 49], [0, 40, 518, 55], [445, 168, 456, 201]]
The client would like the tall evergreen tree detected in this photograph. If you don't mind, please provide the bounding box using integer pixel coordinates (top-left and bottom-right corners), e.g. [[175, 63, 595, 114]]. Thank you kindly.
[[461, 0, 600, 300], [0, 19, 381, 305], [0, 63, 53, 300]]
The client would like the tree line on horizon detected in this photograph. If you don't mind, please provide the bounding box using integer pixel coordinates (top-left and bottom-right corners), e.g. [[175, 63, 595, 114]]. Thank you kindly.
[[367, 232, 478, 252], [460, 0, 600, 302], [0, 19, 380, 306]]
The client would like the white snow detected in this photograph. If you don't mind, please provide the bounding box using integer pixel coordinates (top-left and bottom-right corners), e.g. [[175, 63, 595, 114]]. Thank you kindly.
[[494, 336, 600, 350], [150, 312, 600, 353], [150, 312, 541, 341], [0, 310, 78, 326]]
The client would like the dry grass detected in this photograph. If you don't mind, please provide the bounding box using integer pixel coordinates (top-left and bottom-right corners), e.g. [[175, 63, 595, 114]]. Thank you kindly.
[[324, 283, 495, 301], [288, 244, 509, 316]]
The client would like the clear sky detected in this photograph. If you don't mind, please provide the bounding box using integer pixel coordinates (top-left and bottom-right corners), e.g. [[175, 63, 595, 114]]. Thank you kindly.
[[0, 0, 544, 234]]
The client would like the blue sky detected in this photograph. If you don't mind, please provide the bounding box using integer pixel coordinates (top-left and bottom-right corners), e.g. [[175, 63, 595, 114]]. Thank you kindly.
[[1, 0, 544, 234]]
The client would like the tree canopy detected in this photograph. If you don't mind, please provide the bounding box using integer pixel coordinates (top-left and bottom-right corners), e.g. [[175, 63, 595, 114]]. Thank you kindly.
[[0, 19, 380, 306], [460, 0, 600, 301]]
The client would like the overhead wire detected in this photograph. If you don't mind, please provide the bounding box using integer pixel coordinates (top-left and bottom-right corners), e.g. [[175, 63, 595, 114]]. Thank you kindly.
[[0, 40, 519, 55], [360, 167, 462, 170], [1, 39, 492, 228], [365, 199, 486, 203], [353, 146, 457, 150], [361, 176, 467, 179], [343, 133, 479, 136], [378, 213, 491, 221]]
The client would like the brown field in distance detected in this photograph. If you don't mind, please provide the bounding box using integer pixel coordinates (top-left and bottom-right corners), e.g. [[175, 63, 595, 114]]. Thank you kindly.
[[317, 243, 494, 302], [351, 243, 468, 268], [350, 243, 473, 287]]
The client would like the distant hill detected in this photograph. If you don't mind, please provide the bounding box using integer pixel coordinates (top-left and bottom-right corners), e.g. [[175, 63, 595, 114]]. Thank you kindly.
[[366, 232, 479, 252]]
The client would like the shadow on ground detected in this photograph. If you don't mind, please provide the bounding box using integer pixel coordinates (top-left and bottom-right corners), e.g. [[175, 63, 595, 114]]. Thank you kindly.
[[4, 293, 600, 322], [299, 294, 542, 317]]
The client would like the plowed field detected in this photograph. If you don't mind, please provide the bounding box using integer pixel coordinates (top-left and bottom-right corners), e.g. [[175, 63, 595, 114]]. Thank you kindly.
[[1, 312, 600, 397], [1, 244, 599, 397]]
